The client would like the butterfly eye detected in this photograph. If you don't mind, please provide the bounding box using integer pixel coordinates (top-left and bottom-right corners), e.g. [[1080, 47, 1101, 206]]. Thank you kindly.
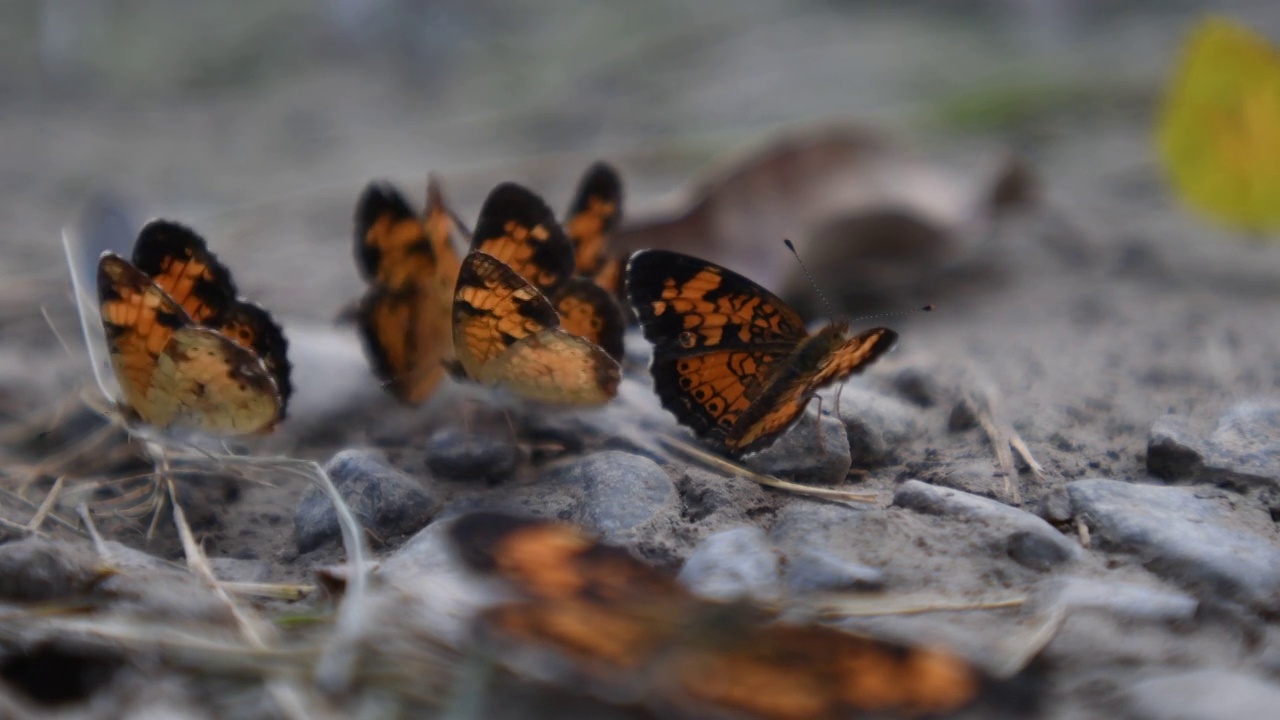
[[678, 332, 697, 349]]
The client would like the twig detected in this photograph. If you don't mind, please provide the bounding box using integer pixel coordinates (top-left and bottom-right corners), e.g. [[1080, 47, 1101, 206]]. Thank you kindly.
[[810, 592, 1027, 619], [26, 476, 64, 534], [657, 435, 879, 503]]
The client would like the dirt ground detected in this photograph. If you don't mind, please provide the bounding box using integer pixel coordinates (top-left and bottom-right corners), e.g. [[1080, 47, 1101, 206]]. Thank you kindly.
[[1, 1, 1279, 718]]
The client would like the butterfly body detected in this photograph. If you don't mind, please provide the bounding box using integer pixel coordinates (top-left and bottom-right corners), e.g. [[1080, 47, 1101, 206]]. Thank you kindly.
[[627, 249, 896, 456]]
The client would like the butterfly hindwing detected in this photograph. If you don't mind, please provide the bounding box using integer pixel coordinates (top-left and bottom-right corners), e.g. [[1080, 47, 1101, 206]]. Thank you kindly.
[[131, 220, 237, 325], [453, 252, 620, 405]]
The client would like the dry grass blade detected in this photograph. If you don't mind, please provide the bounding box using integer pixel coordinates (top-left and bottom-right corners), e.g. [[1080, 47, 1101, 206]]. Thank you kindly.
[[808, 591, 1027, 619], [25, 476, 64, 533], [165, 476, 312, 720], [986, 604, 1066, 679], [222, 582, 314, 601], [657, 434, 879, 503]]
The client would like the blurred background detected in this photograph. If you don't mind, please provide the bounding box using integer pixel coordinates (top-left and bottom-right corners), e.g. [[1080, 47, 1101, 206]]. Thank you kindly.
[[3, 0, 1275, 313]]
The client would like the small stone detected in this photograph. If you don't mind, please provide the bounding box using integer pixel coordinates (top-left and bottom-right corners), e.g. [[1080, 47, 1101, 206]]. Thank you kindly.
[[783, 547, 885, 594], [745, 409, 851, 484], [835, 386, 922, 467], [1148, 402, 1280, 490], [889, 366, 939, 407], [295, 450, 438, 554], [0, 539, 101, 602], [1007, 530, 1074, 571], [947, 400, 979, 432], [1034, 487, 1073, 524], [1147, 415, 1207, 479], [893, 480, 1082, 569], [1048, 576, 1198, 622], [1068, 478, 1280, 611], [1125, 669, 1280, 720], [424, 428, 518, 483], [678, 526, 780, 602], [537, 451, 676, 544]]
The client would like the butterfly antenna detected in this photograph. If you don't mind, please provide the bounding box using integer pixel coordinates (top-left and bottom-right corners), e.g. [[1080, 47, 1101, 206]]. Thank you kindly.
[[783, 239, 838, 324], [847, 304, 936, 324]]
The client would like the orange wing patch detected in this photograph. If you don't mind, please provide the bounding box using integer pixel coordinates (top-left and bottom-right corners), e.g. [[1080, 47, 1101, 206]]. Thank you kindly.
[[452, 252, 620, 406], [553, 278, 625, 362], [449, 513, 991, 719], [626, 249, 897, 457], [354, 177, 464, 403], [98, 252, 282, 435]]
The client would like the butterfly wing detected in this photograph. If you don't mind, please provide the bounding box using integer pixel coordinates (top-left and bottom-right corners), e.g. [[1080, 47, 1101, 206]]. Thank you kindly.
[[625, 249, 811, 449], [454, 252, 619, 405], [553, 277, 626, 362], [131, 220, 237, 324], [727, 326, 897, 455], [354, 180, 463, 403], [131, 220, 293, 416], [564, 162, 624, 279], [98, 254, 280, 434], [471, 182, 576, 294]]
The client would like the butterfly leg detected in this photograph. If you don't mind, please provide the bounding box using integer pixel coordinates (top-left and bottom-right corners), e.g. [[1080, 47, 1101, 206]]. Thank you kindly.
[[813, 395, 827, 457]]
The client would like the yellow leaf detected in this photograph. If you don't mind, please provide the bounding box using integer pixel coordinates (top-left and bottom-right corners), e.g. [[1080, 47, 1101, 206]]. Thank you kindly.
[[1156, 16, 1280, 236]]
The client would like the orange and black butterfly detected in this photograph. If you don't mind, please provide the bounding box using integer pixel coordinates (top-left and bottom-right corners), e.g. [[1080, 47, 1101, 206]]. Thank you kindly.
[[97, 220, 291, 434], [450, 513, 990, 720], [470, 181, 625, 362], [563, 162, 625, 296], [626, 250, 897, 457], [354, 177, 467, 403], [451, 251, 620, 406]]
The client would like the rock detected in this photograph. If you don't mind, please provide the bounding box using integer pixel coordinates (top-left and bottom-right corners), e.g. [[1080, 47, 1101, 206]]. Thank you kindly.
[[889, 366, 940, 408], [893, 480, 1082, 570], [1125, 669, 1280, 720], [424, 428, 518, 483], [1147, 415, 1206, 479], [1068, 479, 1280, 611], [295, 450, 438, 554], [1007, 529, 1075, 571], [0, 539, 102, 602], [835, 386, 922, 467], [783, 547, 885, 594], [745, 409, 851, 484], [678, 526, 780, 602], [1048, 576, 1198, 622], [206, 558, 271, 584], [1148, 402, 1280, 489], [1034, 487, 1073, 524], [537, 451, 676, 544], [371, 519, 496, 645]]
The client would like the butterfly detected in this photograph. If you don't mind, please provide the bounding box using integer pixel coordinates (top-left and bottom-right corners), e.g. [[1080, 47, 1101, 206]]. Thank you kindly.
[[451, 251, 621, 406], [1157, 16, 1280, 234], [563, 161, 626, 295], [626, 249, 897, 457], [97, 220, 291, 435], [353, 176, 467, 403], [470, 181, 625, 362], [449, 512, 989, 719]]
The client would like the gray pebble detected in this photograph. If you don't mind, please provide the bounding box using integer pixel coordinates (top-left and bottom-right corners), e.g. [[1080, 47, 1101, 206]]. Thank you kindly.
[[0, 538, 101, 602], [1047, 576, 1198, 622], [836, 385, 922, 467], [424, 428, 518, 483], [783, 547, 885, 594], [745, 409, 851, 484], [678, 526, 780, 602], [295, 449, 438, 554], [1148, 402, 1280, 490], [537, 451, 675, 543], [893, 479, 1082, 569], [1125, 668, 1280, 720], [1068, 478, 1280, 611]]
